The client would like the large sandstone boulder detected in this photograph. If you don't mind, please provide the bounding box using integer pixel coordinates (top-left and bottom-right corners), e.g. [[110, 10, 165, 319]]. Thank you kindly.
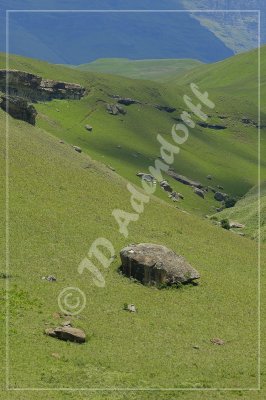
[[120, 243, 200, 287], [45, 326, 86, 343]]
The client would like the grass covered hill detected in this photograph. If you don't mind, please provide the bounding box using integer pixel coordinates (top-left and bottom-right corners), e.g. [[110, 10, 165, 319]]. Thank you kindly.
[[0, 47, 265, 399], [213, 182, 266, 241], [0, 104, 263, 397], [72, 58, 203, 82], [0, 47, 264, 220]]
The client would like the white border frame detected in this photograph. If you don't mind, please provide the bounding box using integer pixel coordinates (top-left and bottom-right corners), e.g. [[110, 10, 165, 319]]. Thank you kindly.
[[5, 9, 261, 392]]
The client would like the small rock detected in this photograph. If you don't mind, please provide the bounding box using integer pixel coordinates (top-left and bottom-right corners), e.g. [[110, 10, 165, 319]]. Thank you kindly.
[[45, 326, 86, 343], [206, 175, 212, 180], [73, 146, 82, 153], [230, 221, 245, 229], [169, 191, 179, 201], [61, 320, 72, 327], [51, 352, 61, 359], [160, 180, 173, 193], [136, 172, 156, 184], [194, 188, 205, 199], [211, 338, 225, 345], [124, 304, 137, 312], [59, 140, 64, 144], [214, 192, 228, 202], [85, 125, 93, 131], [217, 185, 224, 190], [193, 345, 200, 349], [52, 312, 62, 319], [107, 165, 116, 171], [117, 98, 140, 106], [42, 275, 56, 282]]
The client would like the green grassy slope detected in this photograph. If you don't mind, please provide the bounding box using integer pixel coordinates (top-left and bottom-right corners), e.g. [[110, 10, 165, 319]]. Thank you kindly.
[[213, 182, 266, 241], [72, 58, 203, 82], [0, 49, 264, 222], [0, 109, 263, 398], [174, 46, 266, 114]]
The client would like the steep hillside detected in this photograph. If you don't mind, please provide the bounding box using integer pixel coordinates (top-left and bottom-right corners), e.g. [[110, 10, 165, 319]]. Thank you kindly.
[[0, 106, 261, 394], [0, 49, 264, 224], [72, 58, 202, 82], [213, 182, 266, 241], [181, 0, 264, 53]]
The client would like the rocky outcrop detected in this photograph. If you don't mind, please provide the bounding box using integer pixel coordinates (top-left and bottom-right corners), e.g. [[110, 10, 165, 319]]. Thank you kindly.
[[120, 243, 200, 287], [166, 169, 203, 189], [0, 94, 37, 125], [0, 70, 85, 102]]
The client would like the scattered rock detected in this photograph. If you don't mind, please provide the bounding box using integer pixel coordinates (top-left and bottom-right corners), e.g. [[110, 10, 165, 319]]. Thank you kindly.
[[194, 188, 205, 199], [160, 180, 173, 193], [61, 320, 72, 327], [85, 125, 93, 131], [59, 140, 64, 144], [198, 122, 226, 130], [120, 243, 200, 287], [193, 345, 200, 350], [214, 192, 228, 202], [169, 191, 179, 202], [42, 275, 56, 282], [217, 185, 224, 190], [106, 103, 126, 115], [73, 146, 82, 153], [117, 97, 140, 106], [45, 326, 86, 343], [51, 352, 61, 359], [124, 304, 137, 313], [0, 94, 37, 125], [155, 105, 176, 113], [136, 173, 156, 183], [208, 186, 216, 193], [107, 165, 116, 171], [167, 169, 203, 189], [206, 175, 212, 180], [241, 117, 257, 126], [210, 338, 225, 346], [52, 312, 62, 319], [230, 221, 245, 229]]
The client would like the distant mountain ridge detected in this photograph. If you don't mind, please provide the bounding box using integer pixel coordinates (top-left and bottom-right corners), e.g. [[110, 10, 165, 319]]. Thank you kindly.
[[0, 0, 234, 64]]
